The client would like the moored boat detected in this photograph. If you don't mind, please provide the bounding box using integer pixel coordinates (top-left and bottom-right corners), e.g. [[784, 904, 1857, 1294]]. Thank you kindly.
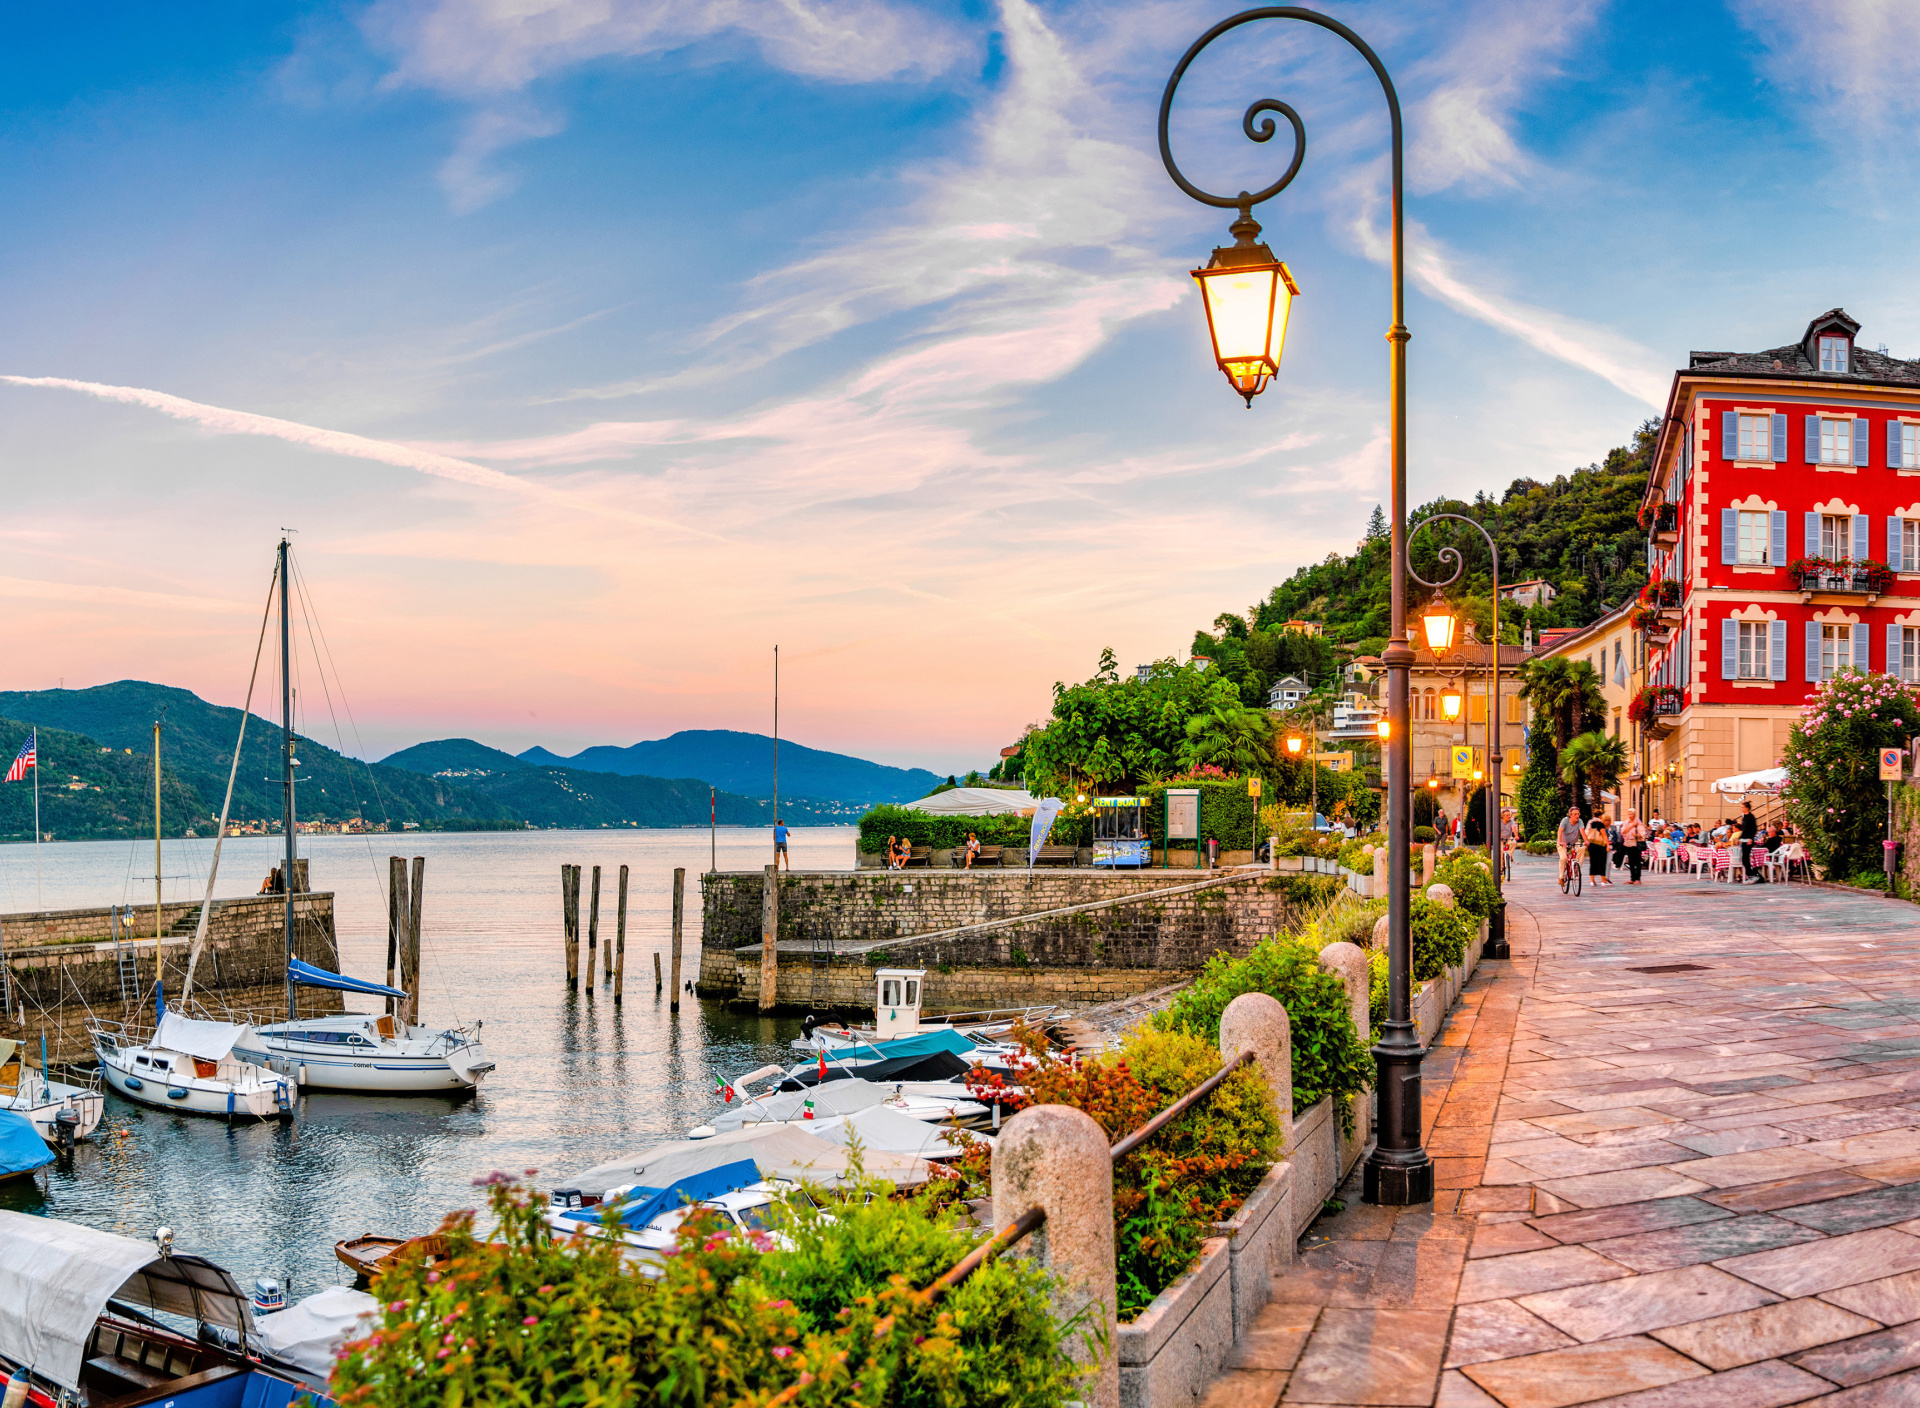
[[334, 1230, 450, 1282], [0, 1108, 53, 1184], [0, 1038, 103, 1147], [92, 1008, 294, 1121]]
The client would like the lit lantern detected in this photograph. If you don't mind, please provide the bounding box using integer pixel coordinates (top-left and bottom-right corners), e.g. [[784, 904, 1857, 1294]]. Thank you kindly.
[[1191, 211, 1297, 407], [1440, 684, 1463, 720], [1421, 597, 1458, 654], [1426, 777, 1439, 789], [1286, 733, 1304, 755], [1473, 769, 1484, 781], [1376, 718, 1391, 740]]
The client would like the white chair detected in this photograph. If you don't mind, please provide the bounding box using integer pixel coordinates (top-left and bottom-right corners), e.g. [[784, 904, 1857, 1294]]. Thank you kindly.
[[1763, 847, 1789, 883], [1686, 844, 1713, 880]]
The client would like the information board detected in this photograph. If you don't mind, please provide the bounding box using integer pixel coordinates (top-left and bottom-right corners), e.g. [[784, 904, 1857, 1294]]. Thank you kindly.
[[1166, 789, 1200, 841]]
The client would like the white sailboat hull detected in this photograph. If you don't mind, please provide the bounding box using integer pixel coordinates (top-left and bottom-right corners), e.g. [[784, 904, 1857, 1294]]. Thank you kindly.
[[94, 1039, 292, 1121], [235, 1020, 493, 1094], [1, 1086, 105, 1145]]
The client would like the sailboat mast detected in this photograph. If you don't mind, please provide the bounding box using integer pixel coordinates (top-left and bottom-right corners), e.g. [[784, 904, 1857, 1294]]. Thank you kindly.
[[279, 539, 296, 1025], [153, 720, 162, 948]]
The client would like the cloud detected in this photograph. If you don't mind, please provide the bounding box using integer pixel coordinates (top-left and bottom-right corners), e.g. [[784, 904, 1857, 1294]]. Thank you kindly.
[[437, 103, 566, 211], [0, 575, 256, 616], [1733, 1, 1920, 138]]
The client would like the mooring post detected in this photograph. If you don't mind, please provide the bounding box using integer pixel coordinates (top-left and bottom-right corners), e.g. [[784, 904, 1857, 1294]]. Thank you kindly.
[[404, 856, 425, 1026], [588, 865, 602, 986], [653, 951, 662, 994], [614, 864, 628, 1006], [562, 864, 579, 991], [758, 863, 778, 1011], [669, 866, 684, 1014], [386, 856, 407, 1019]]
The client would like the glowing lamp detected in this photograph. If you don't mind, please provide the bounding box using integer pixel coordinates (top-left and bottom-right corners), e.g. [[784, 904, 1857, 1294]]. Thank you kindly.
[[1076, 794, 1087, 803], [1285, 733, 1304, 755], [1426, 777, 1439, 789], [1376, 718, 1391, 740], [1421, 598, 1458, 654], [1473, 769, 1484, 781], [1192, 211, 1297, 407], [1440, 685, 1463, 720]]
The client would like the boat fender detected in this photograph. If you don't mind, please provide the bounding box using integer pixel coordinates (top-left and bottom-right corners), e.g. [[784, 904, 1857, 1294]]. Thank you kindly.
[[3, 1368, 30, 1408], [167, 1087, 190, 1101], [687, 1124, 717, 1140], [124, 1076, 144, 1092]]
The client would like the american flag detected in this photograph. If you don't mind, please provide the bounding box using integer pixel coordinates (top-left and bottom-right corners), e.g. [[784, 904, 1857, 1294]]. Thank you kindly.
[[4, 731, 34, 783]]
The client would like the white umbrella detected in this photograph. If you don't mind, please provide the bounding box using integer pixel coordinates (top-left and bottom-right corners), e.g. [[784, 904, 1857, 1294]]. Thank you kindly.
[[903, 787, 1038, 816], [1711, 767, 1788, 795]]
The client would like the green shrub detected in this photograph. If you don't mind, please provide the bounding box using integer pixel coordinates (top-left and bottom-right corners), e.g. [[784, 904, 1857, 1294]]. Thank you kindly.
[[1409, 895, 1470, 982], [1337, 832, 1385, 872], [1315, 897, 1385, 951], [1432, 854, 1497, 919], [1846, 870, 1890, 891], [1524, 839, 1555, 856], [1154, 936, 1372, 1125], [1142, 779, 1263, 849], [1272, 874, 1342, 907], [1367, 947, 1388, 1042], [1412, 825, 1437, 844], [330, 1174, 1085, 1408]]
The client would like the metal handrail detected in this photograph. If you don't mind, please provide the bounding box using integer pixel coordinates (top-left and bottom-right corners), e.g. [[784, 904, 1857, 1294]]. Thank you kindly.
[[1109, 1048, 1255, 1162]]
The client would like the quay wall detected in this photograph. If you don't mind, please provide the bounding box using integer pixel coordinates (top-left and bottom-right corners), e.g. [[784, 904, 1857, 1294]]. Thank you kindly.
[[0, 893, 342, 1064], [697, 868, 1334, 1012]]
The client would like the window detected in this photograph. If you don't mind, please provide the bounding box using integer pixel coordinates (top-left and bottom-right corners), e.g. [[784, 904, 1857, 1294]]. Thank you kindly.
[[1737, 413, 1772, 461], [1819, 417, 1855, 465], [1898, 424, 1920, 471], [1469, 692, 1486, 723], [1506, 693, 1526, 724], [1820, 336, 1850, 373], [1906, 520, 1920, 570], [1736, 511, 1773, 564], [1900, 627, 1920, 684], [1737, 622, 1770, 679], [1820, 623, 1853, 679], [1821, 514, 1852, 560], [881, 979, 902, 1007]]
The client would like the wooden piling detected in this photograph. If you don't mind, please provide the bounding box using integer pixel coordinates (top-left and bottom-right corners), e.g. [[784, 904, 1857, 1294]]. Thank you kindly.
[[406, 856, 425, 1026], [614, 865, 628, 1006], [386, 856, 408, 1018], [653, 951, 662, 994], [669, 867, 684, 1014], [563, 864, 580, 991], [759, 863, 778, 1011], [588, 865, 602, 986]]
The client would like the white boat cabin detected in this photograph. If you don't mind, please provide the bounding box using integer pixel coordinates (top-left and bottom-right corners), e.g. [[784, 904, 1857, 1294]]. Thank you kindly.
[[873, 968, 924, 1041]]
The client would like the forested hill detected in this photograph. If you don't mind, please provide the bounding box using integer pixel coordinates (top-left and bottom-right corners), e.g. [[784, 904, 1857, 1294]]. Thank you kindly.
[[1186, 420, 1656, 708]]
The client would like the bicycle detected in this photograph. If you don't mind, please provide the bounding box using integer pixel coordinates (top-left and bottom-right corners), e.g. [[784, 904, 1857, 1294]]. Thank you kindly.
[[1502, 844, 1514, 884], [1559, 849, 1582, 896]]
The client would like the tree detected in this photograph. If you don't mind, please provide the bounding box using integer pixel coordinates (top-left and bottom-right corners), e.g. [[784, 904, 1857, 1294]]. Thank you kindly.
[[1023, 653, 1247, 795], [1783, 670, 1920, 880], [1559, 732, 1627, 819], [1179, 698, 1275, 777], [1517, 722, 1560, 840], [1462, 784, 1492, 846], [1365, 504, 1388, 542]]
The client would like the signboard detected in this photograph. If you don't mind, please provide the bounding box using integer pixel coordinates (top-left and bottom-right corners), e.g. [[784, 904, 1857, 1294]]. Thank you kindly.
[[1165, 789, 1200, 841], [1450, 745, 1476, 779], [1246, 777, 1262, 798], [1881, 748, 1905, 781]]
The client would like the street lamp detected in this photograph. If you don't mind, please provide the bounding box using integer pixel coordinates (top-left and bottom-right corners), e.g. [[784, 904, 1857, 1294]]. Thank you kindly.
[[1192, 228, 1300, 406], [1161, 7, 1428, 1206], [1440, 682, 1463, 720], [1422, 597, 1459, 654], [1286, 732, 1304, 755], [1409, 512, 1511, 963]]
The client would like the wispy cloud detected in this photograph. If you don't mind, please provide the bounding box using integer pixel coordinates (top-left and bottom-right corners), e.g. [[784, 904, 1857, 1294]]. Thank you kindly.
[[0, 574, 256, 616], [1733, 1, 1920, 139]]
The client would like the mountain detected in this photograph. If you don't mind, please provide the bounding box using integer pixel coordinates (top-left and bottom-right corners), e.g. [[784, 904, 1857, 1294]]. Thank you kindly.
[[518, 729, 941, 804], [379, 738, 530, 778], [0, 683, 513, 832], [0, 717, 207, 842]]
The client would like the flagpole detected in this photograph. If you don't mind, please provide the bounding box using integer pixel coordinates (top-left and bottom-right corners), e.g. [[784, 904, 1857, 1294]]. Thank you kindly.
[[32, 728, 40, 910]]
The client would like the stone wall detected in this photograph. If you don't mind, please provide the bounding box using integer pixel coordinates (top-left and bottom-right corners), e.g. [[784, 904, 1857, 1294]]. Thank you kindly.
[[0, 893, 341, 1062]]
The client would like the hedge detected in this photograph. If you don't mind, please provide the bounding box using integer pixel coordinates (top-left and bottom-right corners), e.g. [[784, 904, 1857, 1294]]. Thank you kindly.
[[1431, 853, 1497, 920], [1140, 778, 1266, 850]]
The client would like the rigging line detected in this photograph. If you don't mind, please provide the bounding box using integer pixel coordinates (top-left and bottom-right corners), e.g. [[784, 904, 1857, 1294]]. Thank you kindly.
[[287, 558, 386, 877], [182, 561, 277, 1005], [288, 556, 394, 832]]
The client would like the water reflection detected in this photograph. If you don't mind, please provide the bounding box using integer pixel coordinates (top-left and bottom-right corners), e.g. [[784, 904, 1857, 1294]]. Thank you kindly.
[[0, 827, 845, 1297]]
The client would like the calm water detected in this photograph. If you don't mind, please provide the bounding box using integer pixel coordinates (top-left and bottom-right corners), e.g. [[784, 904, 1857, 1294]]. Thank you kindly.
[[0, 826, 853, 1302]]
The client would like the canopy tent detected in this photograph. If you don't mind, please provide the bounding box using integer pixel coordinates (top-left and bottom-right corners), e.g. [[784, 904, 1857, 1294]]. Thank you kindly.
[[153, 1011, 254, 1063], [1712, 767, 1788, 795], [0, 1109, 52, 1180], [0, 1211, 252, 1393], [558, 1123, 933, 1200], [903, 787, 1037, 816], [256, 1286, 378, 1379], [288, 957, 407, 1000]]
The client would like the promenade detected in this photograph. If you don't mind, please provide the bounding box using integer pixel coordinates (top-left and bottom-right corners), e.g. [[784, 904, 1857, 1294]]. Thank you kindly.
[[1205, 856, 1920, 1407]]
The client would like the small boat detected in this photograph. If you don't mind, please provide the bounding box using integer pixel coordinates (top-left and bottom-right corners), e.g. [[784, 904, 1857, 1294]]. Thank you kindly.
[[793, 968, 1052, 1077], [0, 1211, 326, 1406], [92, 1002, 294, 1122], [0, 1108, 53, 1183], [0, 1038, 104, 1148], [334, 1230, 450, 1281]]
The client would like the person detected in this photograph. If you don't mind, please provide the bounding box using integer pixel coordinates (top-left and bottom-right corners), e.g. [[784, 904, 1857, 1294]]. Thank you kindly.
[[1500, 808, 1518, 869], [1607, 815, 1626, 871], [963, 831, 980, 869], [1621, 810, 1649, 884], [773, 817, 790, 870], [1205, 834, 1220, 870], [1585, 815, 1614, 885], [1739, 802, 1763, 882], [885, 835, 902, 870], [1555, 807, 1585, 887]]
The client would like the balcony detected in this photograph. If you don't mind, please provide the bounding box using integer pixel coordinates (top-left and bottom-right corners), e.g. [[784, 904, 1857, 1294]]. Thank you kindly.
[[1791, 561, 1890, 603], [1649, 503, 1680, 548]]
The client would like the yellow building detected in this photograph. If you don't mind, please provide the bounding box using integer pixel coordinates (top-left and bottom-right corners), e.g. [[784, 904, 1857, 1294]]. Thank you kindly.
[[1538, 600, 1648, 820]]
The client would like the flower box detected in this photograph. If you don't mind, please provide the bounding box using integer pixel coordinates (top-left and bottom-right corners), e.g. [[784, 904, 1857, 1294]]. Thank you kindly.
[[1207, 1160, 1295, 1342], [1118, 1237, 1233, 1408]]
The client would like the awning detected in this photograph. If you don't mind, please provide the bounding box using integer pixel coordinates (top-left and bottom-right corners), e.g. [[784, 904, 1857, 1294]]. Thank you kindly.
[[902, 787, 1038, 816], [0, 1211, 252, 1393], [288, 957, 407, 1000], [154, 1012, 251, 1063], [1711, 767, 1788, 794]]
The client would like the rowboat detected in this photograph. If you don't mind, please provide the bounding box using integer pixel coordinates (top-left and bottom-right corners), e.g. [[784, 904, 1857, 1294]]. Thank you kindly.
[[334, 1231, 449, 1281]]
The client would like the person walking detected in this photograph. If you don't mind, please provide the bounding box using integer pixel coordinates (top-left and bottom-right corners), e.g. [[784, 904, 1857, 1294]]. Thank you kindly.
[[1739, 802, 1763, 882], [773, 817, 791, 871], [1621, 810, 1649, 884], [1585, 815, 1615, 885]]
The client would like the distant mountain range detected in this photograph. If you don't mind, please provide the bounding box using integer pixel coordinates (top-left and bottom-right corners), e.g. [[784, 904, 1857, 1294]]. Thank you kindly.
[[514, 730, 941, 805]]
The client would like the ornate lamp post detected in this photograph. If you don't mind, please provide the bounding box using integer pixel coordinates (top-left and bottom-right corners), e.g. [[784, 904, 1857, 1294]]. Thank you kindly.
[[1159, 7, 1429, 1204], [1410, 513, 1510, 959]]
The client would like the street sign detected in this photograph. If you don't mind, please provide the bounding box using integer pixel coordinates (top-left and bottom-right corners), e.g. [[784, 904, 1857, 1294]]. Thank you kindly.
[[1881, 748, 1905, 781], [1246, 777, 1262, 797], [1450, 744, 1475, 779]]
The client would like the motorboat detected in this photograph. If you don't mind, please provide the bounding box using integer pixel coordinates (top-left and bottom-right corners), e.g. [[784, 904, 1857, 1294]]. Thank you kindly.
[[236, 972, 494, 1095], [91, 1005, 293, 1122], [792, 968, 1048, 1078], [0, 1109, 53, 1184], [0, 1038, 104, 1148], [0, 1211, 325, 1407]]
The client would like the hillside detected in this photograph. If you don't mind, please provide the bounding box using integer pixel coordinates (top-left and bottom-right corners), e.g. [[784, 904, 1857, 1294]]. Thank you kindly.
[[0, 717, 206, 842], [0, 683, 511, 830], [379, 737, 530, 778], [518, 729, 940, 804]]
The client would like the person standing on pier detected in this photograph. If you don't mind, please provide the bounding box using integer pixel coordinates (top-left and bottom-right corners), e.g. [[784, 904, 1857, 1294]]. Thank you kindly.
[[773, 818, 791, 871]]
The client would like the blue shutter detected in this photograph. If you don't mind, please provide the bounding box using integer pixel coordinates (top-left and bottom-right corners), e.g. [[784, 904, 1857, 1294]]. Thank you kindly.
[[1855, 418, 1870, 467], [1721, 508, 1737, 565], [1893, 420, 1905, 470], [1807, 621, 1822, 682], [1890, 624, 1903, 678], [1892, 517, 1905, 573], [1772, 413, 1788, 462], [1723, 410, 1738, 462], [1855, 627, 1871, 672], [1806, 511, 1821, 558], [1854, 515, 1869, 563], [1772, 511, 1787, 567], [1807, 414, 1820, 464], [1770, 620, 1787, 681], [1721, 618, 1737, 679]]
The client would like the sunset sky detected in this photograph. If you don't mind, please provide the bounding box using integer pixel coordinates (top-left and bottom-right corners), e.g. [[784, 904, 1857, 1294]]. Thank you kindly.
[[3, 1, 1918, 772]]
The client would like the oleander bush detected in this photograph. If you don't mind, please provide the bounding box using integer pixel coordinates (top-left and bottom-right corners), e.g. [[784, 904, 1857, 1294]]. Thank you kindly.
[[330, 1173, 1085, 1408]]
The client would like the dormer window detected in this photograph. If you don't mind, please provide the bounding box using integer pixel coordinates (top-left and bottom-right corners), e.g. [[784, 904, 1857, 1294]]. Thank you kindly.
[[1819, 335, 1850, 373]]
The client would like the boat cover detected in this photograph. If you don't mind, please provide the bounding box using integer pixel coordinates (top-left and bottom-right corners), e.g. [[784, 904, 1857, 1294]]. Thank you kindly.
[[780, 1049, 971, 1090], [814, 1029, 977, 1065], [153, 1012, 252, 1062], [557, 1159, 762, 1233], [0, 1210, 252, 1392], [561, 1124, 932, 1199], [0, 1109, 52, 1178], [709, 1080, 893, 1132], [804, 1104, 982, 1161], [256, 1286, 379, 1378], [288, 958, 408, 1000]]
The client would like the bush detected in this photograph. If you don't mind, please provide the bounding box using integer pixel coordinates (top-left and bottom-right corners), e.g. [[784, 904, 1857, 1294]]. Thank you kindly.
[[330, 1174, 1084, 1408], [1412, 825, 1437, 844], [1524, 839, 1555, 856], [1410, 895, 1470, 982], [1142, 778, 1263, 850], [1338, 832, 1385, 873], [1316, 897, 1385, 950], [1783, 671, 1920, 878], [1367, 947, 1388, 1042], [1432, 853, 1497, 920]]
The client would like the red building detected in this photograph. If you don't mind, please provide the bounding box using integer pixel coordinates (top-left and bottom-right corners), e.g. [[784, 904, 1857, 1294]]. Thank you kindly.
[[1638, 308, 1920, 820]]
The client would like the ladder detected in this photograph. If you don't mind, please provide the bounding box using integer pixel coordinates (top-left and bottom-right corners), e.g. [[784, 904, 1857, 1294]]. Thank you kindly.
[[114, 907, 139, 1003], [808, 925, 835, 1011]]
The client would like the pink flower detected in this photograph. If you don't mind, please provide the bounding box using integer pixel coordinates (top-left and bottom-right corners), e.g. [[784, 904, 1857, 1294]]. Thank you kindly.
[[772, 1347, 795, 1360], [437, 1348, 452, 1360], [427, 1272, 441, 1283], [523, 1316, 538, 1326]]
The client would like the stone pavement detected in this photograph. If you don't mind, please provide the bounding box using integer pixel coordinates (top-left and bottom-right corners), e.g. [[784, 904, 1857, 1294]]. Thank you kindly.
[[1202, 855, 1920, 1406]]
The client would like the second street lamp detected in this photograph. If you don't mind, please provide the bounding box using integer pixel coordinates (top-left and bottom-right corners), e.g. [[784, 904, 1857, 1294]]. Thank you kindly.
[[1161, 6, 1429, 1205]]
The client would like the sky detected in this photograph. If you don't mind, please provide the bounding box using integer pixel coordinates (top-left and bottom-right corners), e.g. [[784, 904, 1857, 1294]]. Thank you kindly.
[[4, 1, 1920, 773]]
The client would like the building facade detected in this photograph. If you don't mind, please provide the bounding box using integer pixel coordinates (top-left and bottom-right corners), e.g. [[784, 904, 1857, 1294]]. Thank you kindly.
[[1538, 601, 1646, 819], [1408, 638, 1531, 823], [1639, 308, 1920, 821]]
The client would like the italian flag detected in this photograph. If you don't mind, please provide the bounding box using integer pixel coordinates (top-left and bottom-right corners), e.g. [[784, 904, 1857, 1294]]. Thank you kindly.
[[714, 1074, 734, 1104]]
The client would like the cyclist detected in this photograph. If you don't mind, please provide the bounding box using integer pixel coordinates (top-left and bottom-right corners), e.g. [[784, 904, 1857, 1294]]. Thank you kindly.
[[1499, 807, 1519, 880], [1555, 806, 1586, 889]]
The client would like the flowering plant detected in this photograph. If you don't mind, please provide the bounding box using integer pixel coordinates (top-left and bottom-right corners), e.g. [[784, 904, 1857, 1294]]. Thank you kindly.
[[1629, 606, 1665, 634], [1639, 579, 1682, 608], [1627, 685, 1684, 727], [1783, 669, 1919, 877]]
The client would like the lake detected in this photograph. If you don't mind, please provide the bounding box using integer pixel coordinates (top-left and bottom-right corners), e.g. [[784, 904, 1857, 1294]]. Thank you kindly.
[[0, 825, 855, 1302]]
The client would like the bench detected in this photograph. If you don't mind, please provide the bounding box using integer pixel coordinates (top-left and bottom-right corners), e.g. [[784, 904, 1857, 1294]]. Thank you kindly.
[[1032, 845, 1077, 867], [905, 846, 933, 868], [964, 845, 1004, 869]]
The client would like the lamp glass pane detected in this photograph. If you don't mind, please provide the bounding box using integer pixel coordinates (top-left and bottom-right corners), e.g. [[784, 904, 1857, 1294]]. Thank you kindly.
[[1200, 267, 1279, 366], [1422, 611, 1455, 651]]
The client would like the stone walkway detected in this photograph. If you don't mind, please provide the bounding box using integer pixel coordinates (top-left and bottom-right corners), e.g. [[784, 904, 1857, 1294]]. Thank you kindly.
[[1203, 855, 1920, 1406]]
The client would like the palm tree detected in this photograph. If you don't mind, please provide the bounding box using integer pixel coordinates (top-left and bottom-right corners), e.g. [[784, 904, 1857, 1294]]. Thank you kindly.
[[1558, 731, 1627, 819], [1520, 657, 1605, 750], [1179, 700, 1273, 777]]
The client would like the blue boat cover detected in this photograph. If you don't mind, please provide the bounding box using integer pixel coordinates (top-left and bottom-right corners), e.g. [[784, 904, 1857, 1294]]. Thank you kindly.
[[562, 1158, 762, 1233], [288, 958, 409, 1000], [0, 1108, 52, 1179], [818, 1029, 975, 1066]]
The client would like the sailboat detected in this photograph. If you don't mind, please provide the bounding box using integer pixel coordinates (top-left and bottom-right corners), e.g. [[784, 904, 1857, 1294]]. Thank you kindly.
[[0, 1036, 104, 1147]]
